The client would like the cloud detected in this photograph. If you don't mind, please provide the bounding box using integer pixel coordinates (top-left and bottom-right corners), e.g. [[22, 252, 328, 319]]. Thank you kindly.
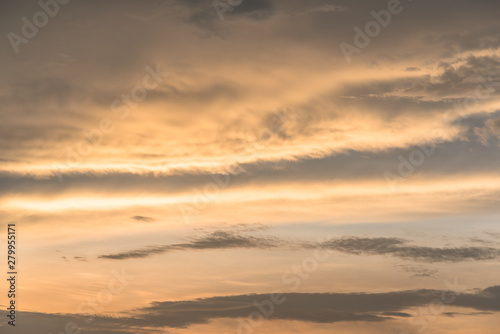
[[407, 56, 500, 97], [485, 231, 500, 239], [430, 24, 500, 54], [474, 116, 500, 145], [394, 264, 439, 278], [231, 0, 275, 20], [468, 237, 495, 245], [3, 0, 500, 181], [294, 4, 345, 16], [194, 222, 270, 233], [2, 286, 499, 331], [98, 228, 283, 260], [2, 1, 500, 333], [131, 215, 156, 222], [320, 237, 500, 263], [99, 230, 500, 263], [99, 245, 173, 260], [172, 0, 275, 35], [338, 55, 500, 100], [443, 311, 494, 317]]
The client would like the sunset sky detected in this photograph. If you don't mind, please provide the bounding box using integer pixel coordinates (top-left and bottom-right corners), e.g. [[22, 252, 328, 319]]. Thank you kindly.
[[1, 0, 500, 333]]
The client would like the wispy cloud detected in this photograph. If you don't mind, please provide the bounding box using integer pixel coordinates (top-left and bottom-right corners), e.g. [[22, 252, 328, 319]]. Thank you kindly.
[[394, 264, 439, 277], [99, 228, 284, 260], [319, 237, 500, 263]]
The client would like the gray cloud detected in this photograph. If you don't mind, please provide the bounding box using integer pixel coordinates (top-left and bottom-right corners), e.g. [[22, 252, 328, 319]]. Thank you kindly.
[[1, 286, 498, 332], [3, 0, 500, 183], [194, 222, 270, 233], [2, 1, 500, 333], [485, 231, 500, 239], [338, 55, 500, 99], [230, 0, 274, 20], [443, 311, 494, 317], [408, 56, 500, 97], [99, 229, 283, 259], [99, 230, 500, 263], [131, 215, 157, 222], [430, 24, 500, 55], [4, 121, 500, 200], [172, 0, 275, 35], [394, 264, 439, 278], [320, 237, 500, 263], [99, 245, 174, 260], [468, 237, 495, 246]]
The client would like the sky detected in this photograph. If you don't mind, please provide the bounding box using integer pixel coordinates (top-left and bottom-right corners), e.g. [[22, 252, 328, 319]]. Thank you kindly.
[[1, 0, 500, 333]]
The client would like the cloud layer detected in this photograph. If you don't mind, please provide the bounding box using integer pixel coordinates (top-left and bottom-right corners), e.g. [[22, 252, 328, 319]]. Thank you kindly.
[[98, 229, 500, 263], [2, 286, 499, 332]]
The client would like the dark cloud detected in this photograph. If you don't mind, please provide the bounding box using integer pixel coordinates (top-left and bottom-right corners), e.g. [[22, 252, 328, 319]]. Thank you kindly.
[[99, 245, 173, 260], [194, 222, 270, 233], [468, 237, 495, 245], [173, 0, 275, 35], [3, 123, 500, 199], [320, 237, 500, 263], [407, 56, 500, 97], [0, 310, 134, 334], [183, 230, 282, 249], [131, 215, 156, 222], [1, 286, 499, 331], [443, 311, 494, 317], [231, 0, 274, 20], [99, 230, 500, 263], [98, 229, 283, 260]]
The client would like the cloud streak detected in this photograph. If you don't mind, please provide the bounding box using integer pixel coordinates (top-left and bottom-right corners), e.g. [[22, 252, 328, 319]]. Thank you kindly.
[[319, 237, 500, 263], [99, 231, 500, 263], [99, 229, 284, 259]]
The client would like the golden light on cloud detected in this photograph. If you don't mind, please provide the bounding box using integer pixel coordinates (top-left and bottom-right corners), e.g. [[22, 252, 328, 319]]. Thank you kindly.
[[2, 0, 500, 333]]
